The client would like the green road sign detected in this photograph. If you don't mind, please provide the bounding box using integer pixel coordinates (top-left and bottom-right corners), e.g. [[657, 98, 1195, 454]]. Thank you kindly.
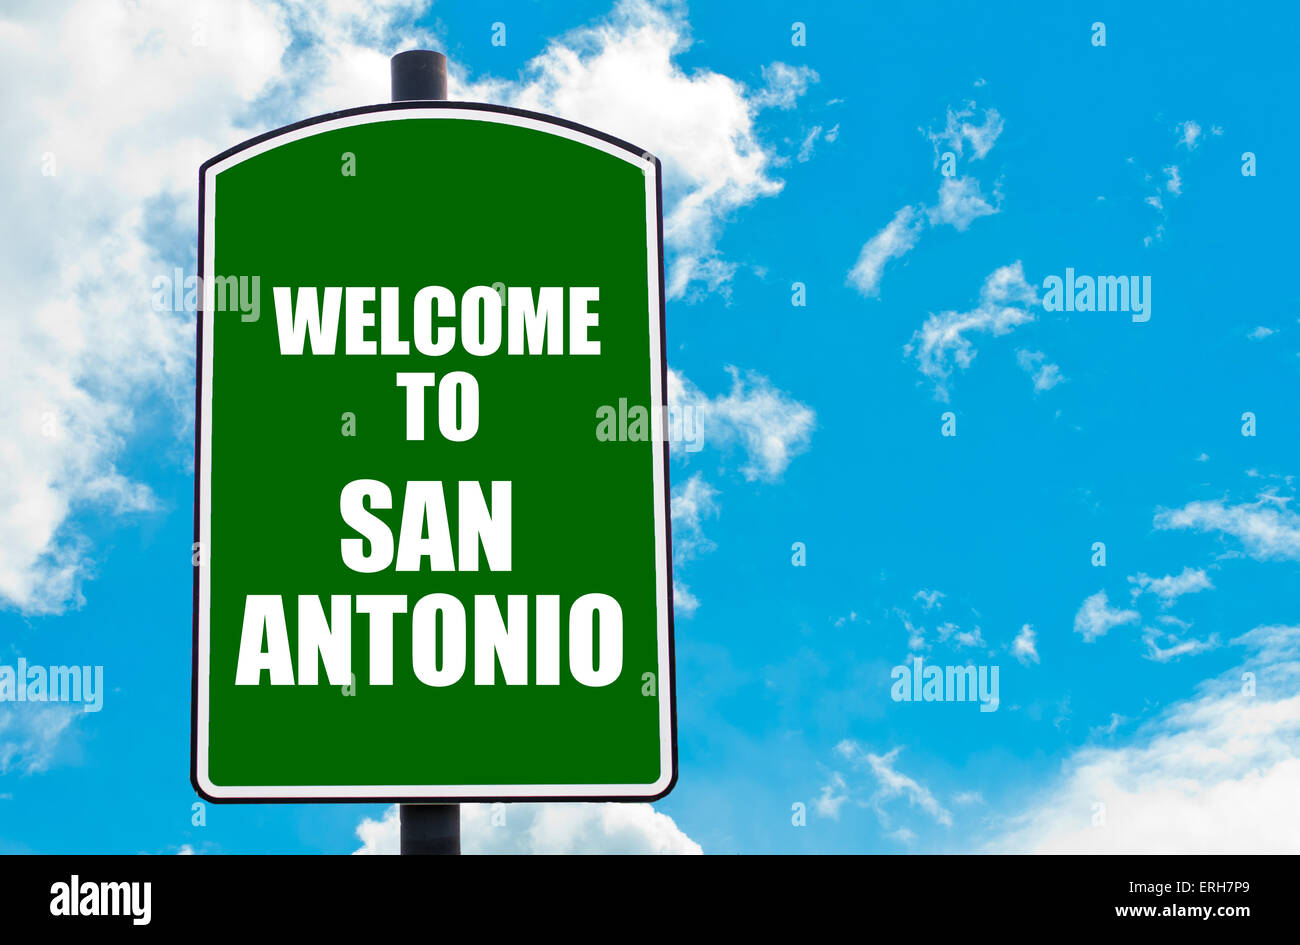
[[192, 102, 675, 802]]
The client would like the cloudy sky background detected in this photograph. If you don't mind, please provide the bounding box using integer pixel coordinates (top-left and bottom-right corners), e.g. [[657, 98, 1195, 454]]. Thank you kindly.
[[1, 0, 1297, 853]]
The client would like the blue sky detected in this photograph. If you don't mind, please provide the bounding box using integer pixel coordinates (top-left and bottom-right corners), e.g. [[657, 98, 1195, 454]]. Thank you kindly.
[[2, 0, 1298, 854]]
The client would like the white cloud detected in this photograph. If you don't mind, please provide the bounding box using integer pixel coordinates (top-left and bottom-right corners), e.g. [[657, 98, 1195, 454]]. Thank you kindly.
[[1073, 590, 1140, 642], [272, 0, 434, 115], [796, 121, 839, 164], [354, 802, 702, 854], [913, 589, 944, 610], [460, 0, 815, 300], [668, 471, 718, 616], [1249, 326, 1275, 340], [1154, 493, 1300, 562], [666, 364, 814, 615], [0, 704, 80, 774], [847, 180, 999, 299], [752, 61, 819, 110], [0, 1, 269, 612], [1015, 349, 1064, 392], [907, 631, 926, 652], [815, 770, 850, 819], [936, 622, 984, 648], [1138, 120, 1219, 246], [1128, 566, 1214, 605], [670, 471, 719, 562], [905, 261, 1038, 400], [924, 102, 1004, 162], [796, 126, 821, 162], [848, 100, 1004, 299], [834, 741, 953, 828], [1163, 164, 1182, 195], [991, 624, 1300, 852], [669, 367, 815, 482], [926, 176, 999, 231], [1142, 625, 1219, 663], [672, 579, 700, 617], [847, 205, 923, 297], [0, 0, 818, 614], [1176, 119, 1203, 150], [1090, 713, 1124, 737], [894, 609, 927, 652], [0, 0, 430, 614], [1012, 624, 1039, 665]]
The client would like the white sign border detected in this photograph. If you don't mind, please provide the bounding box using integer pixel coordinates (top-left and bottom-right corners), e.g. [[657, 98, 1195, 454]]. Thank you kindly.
[[193, 103, 675, 802]]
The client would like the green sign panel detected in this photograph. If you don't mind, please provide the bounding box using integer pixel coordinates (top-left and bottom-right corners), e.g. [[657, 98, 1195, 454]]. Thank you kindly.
[[192, 103, 675, 801]]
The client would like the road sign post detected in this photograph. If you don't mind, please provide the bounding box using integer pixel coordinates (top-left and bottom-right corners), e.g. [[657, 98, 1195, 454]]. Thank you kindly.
[[390, 49, 455, 856], [191, 49, 677, 843]]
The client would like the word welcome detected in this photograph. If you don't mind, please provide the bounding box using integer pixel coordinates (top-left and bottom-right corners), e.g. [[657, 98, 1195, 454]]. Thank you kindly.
[[0, 660, 104, 712], [273, 284, 601, 357], [890, 657, 999, 712], [1042, 268, 1151, 322]]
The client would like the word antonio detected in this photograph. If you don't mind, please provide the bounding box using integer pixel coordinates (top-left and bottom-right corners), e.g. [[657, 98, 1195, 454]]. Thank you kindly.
[[234, 479, 625, 689]]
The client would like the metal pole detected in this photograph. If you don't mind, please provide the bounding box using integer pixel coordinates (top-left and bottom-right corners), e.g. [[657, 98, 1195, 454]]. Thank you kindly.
[[391, 49, 447, 101], [400, 802, 461, 855], [391, 48, 459, 855]]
